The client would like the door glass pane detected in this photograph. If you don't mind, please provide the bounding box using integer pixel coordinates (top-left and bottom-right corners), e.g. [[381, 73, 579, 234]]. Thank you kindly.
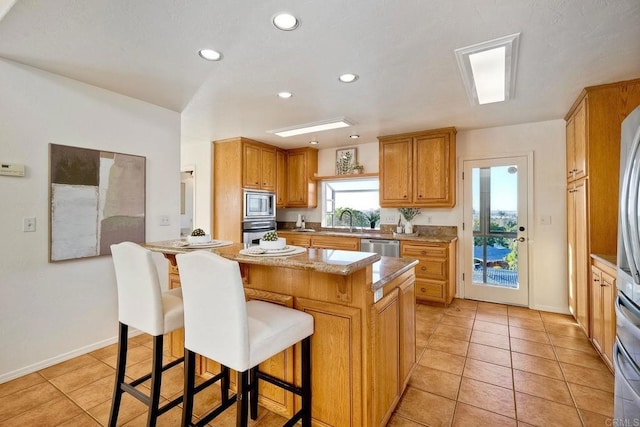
[[472, 165, 519, 288]]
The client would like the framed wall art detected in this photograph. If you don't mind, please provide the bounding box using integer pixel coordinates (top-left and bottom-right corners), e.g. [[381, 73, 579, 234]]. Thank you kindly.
[[336, 147, 357, 175], [49, 143, 146, 262]]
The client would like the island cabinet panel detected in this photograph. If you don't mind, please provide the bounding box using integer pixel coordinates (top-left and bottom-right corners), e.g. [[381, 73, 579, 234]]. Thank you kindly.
[[371, 289, 400, 426], [398, 275, 416, 390]]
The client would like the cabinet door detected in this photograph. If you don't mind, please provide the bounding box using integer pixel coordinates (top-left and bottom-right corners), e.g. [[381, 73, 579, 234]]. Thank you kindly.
[[602, 270, 616, 367], [566, 115, 576, 181], [413, 134, 453, 206], [372, 289, 400, 426], [294, 298, 362, 427], [261, 147, 276, 191], [286, 151, 307, 207], [276, 150, 287, 207], [574, 180, 589, 334], [243, 143, 261, 189], [590, 265, 604, 352], [310, 236, 360, 251], [380, 138, 412, 206], [573, 99, 587, 181], [398, 276, 416, 391], [277, 232, 310, 248], [567, 186, 577, 319]]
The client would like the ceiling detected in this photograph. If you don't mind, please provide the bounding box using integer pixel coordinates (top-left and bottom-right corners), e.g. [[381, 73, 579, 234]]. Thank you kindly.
[[0, 0, 638, 149]]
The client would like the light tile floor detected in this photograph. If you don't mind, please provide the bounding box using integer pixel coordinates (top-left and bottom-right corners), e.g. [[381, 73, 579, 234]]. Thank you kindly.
[[0, 299, 614, 426]]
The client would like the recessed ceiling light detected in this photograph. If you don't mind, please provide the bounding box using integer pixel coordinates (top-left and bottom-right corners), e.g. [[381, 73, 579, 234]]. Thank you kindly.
[[454, 33, 520, 105], [349, 134, 360, 139], [338, 73, 359, 83], [198, 49, 223, 61], [277, 91, 293, 99], [309, 140, 319, 145], [268, 117, 354, 138], [273, 13, 299, 31]]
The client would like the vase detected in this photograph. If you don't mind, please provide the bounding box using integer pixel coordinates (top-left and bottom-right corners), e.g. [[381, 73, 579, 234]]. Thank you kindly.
[[404, 221, 414, 234]]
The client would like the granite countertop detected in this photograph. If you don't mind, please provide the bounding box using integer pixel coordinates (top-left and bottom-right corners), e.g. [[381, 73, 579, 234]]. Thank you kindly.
[[591, 253, 617, 269], [278, 229, 457, 243], [372, 257, 419, 290], [144, 240, 381, 276]]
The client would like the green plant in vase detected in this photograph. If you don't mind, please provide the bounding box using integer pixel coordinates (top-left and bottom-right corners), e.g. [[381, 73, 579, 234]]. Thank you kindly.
[[363, 209, 381, 229], [398, 208, 421, 234]]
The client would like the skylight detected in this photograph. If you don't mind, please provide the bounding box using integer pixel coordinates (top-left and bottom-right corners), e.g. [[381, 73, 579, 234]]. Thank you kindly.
[[455, 33, 520, 105]]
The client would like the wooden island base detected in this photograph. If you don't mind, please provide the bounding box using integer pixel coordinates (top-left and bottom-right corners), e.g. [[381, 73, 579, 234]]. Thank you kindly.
[[158, 248, 417, 427]]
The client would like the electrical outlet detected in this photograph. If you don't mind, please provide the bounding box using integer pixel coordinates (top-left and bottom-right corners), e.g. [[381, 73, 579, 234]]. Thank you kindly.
[[160, 215, 170, 226], [426, 216, 432, 224], [382, 214, 397, 223], [23, 217, 36, 232]]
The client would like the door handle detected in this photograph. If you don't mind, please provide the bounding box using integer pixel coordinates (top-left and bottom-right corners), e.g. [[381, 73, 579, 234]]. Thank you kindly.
[[517, 237, 526, 242]]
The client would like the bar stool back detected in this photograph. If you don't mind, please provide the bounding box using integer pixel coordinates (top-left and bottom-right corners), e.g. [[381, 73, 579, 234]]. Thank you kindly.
[[177, 250, 314, 427], [109, 242, 185, 427]]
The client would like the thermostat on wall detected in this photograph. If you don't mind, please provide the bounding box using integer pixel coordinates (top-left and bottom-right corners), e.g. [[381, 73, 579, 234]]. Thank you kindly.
[[0, 163, 25, 177]]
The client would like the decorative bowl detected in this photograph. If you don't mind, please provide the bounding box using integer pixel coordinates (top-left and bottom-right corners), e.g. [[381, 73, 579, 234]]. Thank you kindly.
[[259, 237, 286, 250], [187, 234, 211, 244]]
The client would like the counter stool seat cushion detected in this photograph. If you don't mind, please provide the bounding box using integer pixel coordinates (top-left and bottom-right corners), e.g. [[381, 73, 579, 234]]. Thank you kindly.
[[162, 287, 184, 333]]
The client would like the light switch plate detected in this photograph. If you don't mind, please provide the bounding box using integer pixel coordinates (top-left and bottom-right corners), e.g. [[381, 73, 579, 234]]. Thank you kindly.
[[159, 215, 170, 226], [23, 217, 36, 232]]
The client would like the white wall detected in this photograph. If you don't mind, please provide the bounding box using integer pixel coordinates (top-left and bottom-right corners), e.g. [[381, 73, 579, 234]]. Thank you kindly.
[[180, 138, 212, 234], [456, 121, 568, 313], [0, 59, 181, 382]]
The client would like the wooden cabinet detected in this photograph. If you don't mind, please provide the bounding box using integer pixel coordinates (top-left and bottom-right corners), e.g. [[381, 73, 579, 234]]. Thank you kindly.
[[379, 127, 456, 208], [401, 240, 457, 305], [277, 232, 360, 251], [398, 274, 416, 390], [564, 78, 640, 332], [276, 149, 287, 208], [566, 98, 587, 182], [242, 140, 276, 192], [285, 148, 318, 208], [567, 179, 589, 334], [590, 256, 616, 371]]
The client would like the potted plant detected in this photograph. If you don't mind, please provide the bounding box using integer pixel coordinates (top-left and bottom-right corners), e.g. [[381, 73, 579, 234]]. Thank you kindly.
[[352, 162, 364, 174], [398, 208, 421, 234], [362, 209, 380, 229]]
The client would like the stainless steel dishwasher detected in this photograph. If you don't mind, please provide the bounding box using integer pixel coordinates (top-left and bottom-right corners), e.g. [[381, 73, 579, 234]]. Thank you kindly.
[[360, 238, 400, 257]]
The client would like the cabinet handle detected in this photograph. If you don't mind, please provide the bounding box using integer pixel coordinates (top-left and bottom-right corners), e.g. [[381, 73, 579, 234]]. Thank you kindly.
[[403, 195, 407, 198], [421, 266, 427, 271], [594, 278, 600, 282], [420, 287, 426, 292], [601, 283, 607, 287], [419, 194, 423, 197]]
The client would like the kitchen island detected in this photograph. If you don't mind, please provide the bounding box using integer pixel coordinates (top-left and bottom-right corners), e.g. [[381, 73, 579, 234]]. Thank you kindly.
[[145, 241, 418, 427]]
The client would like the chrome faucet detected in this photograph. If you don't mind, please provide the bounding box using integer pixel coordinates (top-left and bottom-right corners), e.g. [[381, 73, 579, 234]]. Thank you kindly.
[[339, 209, 354, 232]]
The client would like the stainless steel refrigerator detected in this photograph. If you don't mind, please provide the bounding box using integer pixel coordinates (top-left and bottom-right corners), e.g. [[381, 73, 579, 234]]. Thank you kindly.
[[615, 104, 640, 421]]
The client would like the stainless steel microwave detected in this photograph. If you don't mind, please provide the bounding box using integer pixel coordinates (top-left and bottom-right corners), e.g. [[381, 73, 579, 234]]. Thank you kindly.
[[243, 190, 276, 219]]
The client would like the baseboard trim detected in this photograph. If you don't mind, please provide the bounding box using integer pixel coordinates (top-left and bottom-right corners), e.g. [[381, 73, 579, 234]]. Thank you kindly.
[[530, 304, 571, 315], [0, 329, 142, 384]]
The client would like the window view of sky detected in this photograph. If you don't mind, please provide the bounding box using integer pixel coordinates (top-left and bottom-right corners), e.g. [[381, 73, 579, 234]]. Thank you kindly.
[[472, 165, 518, 211]]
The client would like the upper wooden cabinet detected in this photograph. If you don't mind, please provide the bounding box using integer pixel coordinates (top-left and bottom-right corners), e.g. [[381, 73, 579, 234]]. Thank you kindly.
[[378, 127, 456, 208], [285, 147, 318, 208], [276, 150, 287, 208], [566, 98, 587, 182], [242, 141, 276, 192]]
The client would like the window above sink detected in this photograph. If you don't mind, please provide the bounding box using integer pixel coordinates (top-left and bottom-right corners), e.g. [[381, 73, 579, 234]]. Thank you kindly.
[[321, 178, 380, 230]]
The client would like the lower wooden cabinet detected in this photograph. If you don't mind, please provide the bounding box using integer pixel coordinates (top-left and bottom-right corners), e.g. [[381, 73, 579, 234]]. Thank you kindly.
[[401, 240, 457, 305], [590, 255, 616, 370], [277, 232, 360, 251]]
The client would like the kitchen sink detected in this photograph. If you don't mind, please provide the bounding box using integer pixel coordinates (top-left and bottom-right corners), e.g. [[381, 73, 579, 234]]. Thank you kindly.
[[293, 228, 316, 232]]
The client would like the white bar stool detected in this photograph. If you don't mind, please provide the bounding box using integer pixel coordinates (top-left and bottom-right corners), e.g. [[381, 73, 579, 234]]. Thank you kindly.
[[176, 251, 314, 427], [109, 242, 185, 427]]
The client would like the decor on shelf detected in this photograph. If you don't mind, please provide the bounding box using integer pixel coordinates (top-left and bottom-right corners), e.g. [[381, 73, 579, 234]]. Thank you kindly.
[[398, 207, 421, 234], [336, 147, 357, 175], [352, 162, 364, 174], [49, 143, 145, 262]]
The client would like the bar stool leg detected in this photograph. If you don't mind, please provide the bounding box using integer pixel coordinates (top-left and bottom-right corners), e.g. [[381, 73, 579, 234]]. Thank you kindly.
[[249, 366, 258, 420], [182, 350, 196, 427], [147, 335, 164, 427], [221, 365, 231, 405], [301, 337, 312, 427], [108, 322, 128, 427], [236, 371, 249, 427]]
